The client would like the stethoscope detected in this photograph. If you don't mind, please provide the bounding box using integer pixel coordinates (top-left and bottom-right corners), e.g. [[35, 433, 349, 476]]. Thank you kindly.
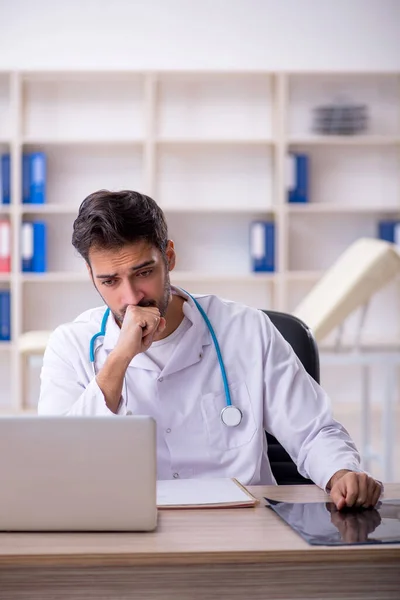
[[89, 292, 243, 427]]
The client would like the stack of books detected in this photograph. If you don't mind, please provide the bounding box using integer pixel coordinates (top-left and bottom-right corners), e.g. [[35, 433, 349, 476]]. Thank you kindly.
[[313, 103, 368, 135]]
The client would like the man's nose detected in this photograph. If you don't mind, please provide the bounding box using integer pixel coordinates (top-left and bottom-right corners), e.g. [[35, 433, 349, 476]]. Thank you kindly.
[[120, 280, 144, 306]]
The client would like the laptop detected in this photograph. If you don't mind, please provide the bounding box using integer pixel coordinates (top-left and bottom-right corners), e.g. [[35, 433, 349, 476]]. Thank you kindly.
[[0, 415, 157, 532]]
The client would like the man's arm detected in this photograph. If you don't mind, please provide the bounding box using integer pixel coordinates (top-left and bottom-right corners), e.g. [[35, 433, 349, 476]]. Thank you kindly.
[[261, 313, 381, 508], [95, 305, 165, 413], [95, 352, 131, 414], [39, 330, 118, 416], [39, 306, 166, 416]]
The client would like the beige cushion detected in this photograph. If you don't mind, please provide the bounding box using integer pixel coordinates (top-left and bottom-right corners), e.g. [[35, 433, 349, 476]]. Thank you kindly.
[[18, 330, 52, 354], [294, 238, 400, 342]]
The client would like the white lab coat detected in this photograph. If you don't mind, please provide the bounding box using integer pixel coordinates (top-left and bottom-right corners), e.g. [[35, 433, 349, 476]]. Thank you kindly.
[[39, 288, 362, 489]]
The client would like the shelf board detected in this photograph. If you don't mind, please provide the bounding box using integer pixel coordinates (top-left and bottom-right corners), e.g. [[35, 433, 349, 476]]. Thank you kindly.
[[157, 138, 274, 146], [286, 204, 400, 214], [320, 337, 400, 352], [286, 269, 400, 285], [0, 407, 37, 415], [162, 204, 276, 214], [285, 271, 323, 282], [20, 204, 80, 215], [0, 273, 11, 282], [171, 272, 275, 283], [288, 135, 400, 146], [21, 272, 88, 283], [0, 205, 11, 214], [22, 138, 144, 147]]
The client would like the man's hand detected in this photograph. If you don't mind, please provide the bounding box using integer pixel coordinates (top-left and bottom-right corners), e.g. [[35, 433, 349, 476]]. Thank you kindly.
[[114, 305, 166, 364], [96, 305, 166, 414], [328, 470, 382, 510]]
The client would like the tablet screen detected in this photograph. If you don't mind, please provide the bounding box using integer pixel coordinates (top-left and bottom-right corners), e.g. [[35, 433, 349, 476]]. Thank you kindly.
[[265, 498, 400, 545]]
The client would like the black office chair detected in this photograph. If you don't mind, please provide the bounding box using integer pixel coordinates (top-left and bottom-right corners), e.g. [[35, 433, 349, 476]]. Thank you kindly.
[[262, 310, 320, 485]]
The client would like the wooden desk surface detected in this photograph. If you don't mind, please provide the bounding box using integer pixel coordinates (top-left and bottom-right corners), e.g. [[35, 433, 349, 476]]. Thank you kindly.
[[0, 483, 399, 569]]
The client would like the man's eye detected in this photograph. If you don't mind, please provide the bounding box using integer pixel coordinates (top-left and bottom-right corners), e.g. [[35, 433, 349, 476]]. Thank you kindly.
[[102, 279, 115, 287], [137, 270, 153, 278]]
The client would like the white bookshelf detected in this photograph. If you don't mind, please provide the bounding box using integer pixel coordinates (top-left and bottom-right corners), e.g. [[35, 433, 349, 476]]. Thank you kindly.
[[286, 204, 400, 214], [0, 70, 400, 411]]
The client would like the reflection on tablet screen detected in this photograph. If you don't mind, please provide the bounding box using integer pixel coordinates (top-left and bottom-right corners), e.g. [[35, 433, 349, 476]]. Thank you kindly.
[[265, 498, 400, 546]]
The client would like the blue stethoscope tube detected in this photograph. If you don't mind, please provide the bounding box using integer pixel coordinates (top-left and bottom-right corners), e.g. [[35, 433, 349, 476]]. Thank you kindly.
[[89, 306, 110, 363], [89, 292, 242, 427]]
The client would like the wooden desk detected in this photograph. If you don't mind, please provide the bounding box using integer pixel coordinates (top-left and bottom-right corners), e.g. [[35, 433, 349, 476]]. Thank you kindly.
[[0, 484, 399, 600]]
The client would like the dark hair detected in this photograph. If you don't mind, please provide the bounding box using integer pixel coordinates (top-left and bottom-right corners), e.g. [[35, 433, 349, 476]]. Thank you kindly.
[[72, 190, 168, 262]]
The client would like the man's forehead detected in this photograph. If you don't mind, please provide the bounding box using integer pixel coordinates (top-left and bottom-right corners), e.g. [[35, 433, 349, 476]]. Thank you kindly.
[[89, 242, 159, 270], [90, 241, 155, 258]]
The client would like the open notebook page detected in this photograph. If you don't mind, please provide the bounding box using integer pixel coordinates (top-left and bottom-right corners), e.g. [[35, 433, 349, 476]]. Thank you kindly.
[[157, 478, 257, 509]]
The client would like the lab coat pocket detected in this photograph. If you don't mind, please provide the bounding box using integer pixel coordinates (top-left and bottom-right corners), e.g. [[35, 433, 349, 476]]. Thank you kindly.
[[201, 381, 257, 451]]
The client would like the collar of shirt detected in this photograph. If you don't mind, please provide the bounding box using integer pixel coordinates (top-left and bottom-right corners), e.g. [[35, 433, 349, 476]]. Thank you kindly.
[[101, 287, 212, 374]]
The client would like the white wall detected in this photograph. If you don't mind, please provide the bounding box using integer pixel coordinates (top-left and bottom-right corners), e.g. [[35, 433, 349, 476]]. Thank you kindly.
[[0, 0, 399, 71]]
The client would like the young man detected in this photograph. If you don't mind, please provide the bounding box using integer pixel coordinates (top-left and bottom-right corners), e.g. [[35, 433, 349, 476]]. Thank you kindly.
[[39, 190, 381, 510]]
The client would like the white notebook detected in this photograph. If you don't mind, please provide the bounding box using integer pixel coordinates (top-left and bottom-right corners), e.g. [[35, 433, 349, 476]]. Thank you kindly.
[[156, 478, 257, 509]]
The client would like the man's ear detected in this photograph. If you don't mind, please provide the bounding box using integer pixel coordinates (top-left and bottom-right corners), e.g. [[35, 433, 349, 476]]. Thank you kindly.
[[165, 240, 176, 271]]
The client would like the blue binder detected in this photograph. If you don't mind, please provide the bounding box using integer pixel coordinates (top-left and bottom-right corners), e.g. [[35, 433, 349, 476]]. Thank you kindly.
[[21, 221, 47, 272], [378, 221, 400, 246], [32, 221, 47, 272], [250, 221, 275, 272], [288, 153, 309, 203], [29, 153, 46, 204], [21, 222, 34, 272], [22, 154, 31, 204], [1, 154, 10, 205], [0, 289, 11, 341]]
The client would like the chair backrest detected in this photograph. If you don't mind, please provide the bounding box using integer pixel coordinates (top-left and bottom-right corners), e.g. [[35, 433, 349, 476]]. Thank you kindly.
[[262, 310, 320, 485]]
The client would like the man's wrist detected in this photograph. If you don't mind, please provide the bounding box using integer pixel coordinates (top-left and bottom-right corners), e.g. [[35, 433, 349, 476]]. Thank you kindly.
[[327, 469, 352, 491], [109, 348, 134, 370]]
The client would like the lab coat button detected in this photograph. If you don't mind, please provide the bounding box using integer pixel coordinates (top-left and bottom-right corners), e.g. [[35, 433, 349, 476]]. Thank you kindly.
[[158, 377, 164, 383], [166, 428, 171, 433], [173, 472, 179, 479], [126, 411, 133, 416]]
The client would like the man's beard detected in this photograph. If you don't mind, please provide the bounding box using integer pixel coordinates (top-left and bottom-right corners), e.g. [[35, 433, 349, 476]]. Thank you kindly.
[[113, 272, 172, 326]]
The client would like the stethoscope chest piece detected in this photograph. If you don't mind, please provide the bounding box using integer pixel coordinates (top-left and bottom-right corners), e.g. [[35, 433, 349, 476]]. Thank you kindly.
[[220, 405, 242, 427]]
